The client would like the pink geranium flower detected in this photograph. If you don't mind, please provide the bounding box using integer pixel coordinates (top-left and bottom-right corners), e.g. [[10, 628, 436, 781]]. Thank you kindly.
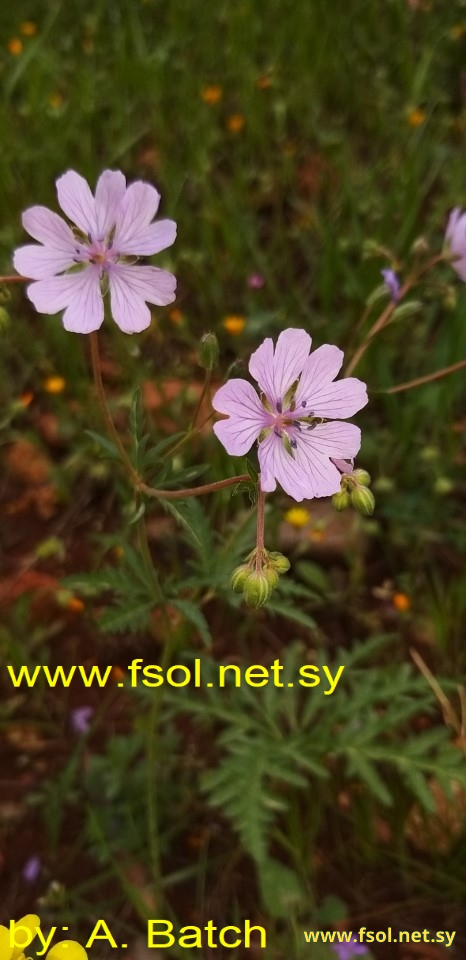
[[14, 170, 177, 334], [212, 328, 368, 502], [445, 208, 466, 281]]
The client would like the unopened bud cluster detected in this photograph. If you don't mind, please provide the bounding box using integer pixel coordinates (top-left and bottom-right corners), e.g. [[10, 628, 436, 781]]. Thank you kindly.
[[231, 549, 290, 607], [332, 468, 375, 516]]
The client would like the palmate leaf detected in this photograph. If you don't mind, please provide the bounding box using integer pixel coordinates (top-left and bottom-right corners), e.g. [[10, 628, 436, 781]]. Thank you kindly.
[[161, 497, 215, 565], [202, 739, 275, 864], [202, 733, 309, 865], [98, 599, 154, 634], [170, 598, 211, 646], [63, 545, 161, 632]]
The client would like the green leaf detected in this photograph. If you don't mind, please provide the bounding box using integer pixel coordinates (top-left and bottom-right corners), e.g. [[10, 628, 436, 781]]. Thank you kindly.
[[258, 858, 306, 918], [85, 430, 120, 460], [171, 599, 212, 646]]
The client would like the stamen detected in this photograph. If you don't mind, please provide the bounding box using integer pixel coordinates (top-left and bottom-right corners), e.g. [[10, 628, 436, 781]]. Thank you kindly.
[[290, 439, 297, 449], [274, 428, 282, 438], [276, 400, 282, 413]]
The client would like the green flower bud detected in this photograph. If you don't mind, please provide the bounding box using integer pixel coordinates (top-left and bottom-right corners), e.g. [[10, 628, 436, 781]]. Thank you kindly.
[[199, 331, 219, 370], [332, 490, 351, 511], [351, 485, 375, 516], [231, 564, 252, 593], [442, 287, 457, 311], [243, 570, 273, 608], [411, 236, 429, 257], [391, 300, 422, 322], [433, 476, 454, 495], [351, 469, 371, 486], [0, 306, 10, 333], [263, 566, 279, 589], [267, 551, 291, 574]]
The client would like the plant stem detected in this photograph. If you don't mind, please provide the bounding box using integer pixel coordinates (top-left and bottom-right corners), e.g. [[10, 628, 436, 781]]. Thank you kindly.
[[255, 485, 266, 570], [190, 369, 211, 430], [345, 254, 446, 376], [0, 274, 29, 283], [135, 511, 173, 908], [138, 473, 250, 501], [89, 331, 140, 484], [380, 357, 466, 394]]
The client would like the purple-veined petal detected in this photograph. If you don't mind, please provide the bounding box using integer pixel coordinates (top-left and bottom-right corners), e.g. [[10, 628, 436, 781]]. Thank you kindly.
[[303, 376, 367, 419], [108, 263, 176, 333], [26, 268, 104, 333], [116, 219, 177, 257], [249, 328, 312, 406], [299, 421, 362, 462], [294, 345, 368, 417], [258, 431, 311, 500], [445, 208, 466, 280], [21, 206, 78, 251], [445, 207, 462, 245], [212, 379, 269, 456], [94, 170, 127, 239], [114, 182, 161, 250], [294, 344, 343, 405], [258, 421, 361, 501], [13, 244, 78, 280], [56, 171, 97, 237]]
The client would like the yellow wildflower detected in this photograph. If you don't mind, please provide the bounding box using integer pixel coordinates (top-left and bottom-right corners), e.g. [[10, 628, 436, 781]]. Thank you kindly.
[[393, 592, 410, 612], [20, 22, 37, 36], [0, 915, 39, 959], [43, 375, 66, 394], [49, 92, 64, 109], [407, 108, 426, 128], [201, 85, 222, 104], [222, 315, 246, 335], [226, 114, 245, 133], [7, 38, 23, 55], [284, 507, 311, 528]]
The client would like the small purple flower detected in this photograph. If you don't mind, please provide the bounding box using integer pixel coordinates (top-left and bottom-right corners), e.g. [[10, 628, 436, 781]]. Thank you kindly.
[[71, 705, 94, 736], [247, 273, 265, 289], [332, 940, 368, 960], [14, 170, 177, 334], [22, 855, 42, 883], [445, 207, 466, 280], [381, 268, 401, 302], [212, 328, 367, 502]]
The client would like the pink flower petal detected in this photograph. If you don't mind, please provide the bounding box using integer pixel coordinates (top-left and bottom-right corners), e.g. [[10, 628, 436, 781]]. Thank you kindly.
[[212, 379, 269, 455], [296, 421, 361, 474], [108, 264, 176, 333], [14, 244, 77, 280], [21, 205, 78, 250], [294, 345, 368, 418], [94, 170, 127, 239], [26, 268, 104, 333], [258, 421, 362, 501], [249, 328, 312, 404], [116, 219, 177, 257], [114, 182, 161, 250], [258, 432, 310, 499], [56, 171, 97, 237], [445, 208, 466, 281]]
